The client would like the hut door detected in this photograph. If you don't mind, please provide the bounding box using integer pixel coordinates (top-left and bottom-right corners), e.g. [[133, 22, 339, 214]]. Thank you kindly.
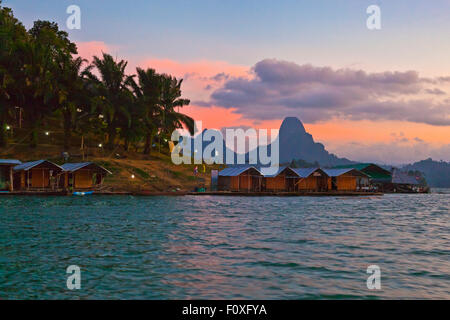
[[252, 176, 260, 192], [317, 176, 328, 191], [331, 177, 337, 190], [286, 178, 295, 192]]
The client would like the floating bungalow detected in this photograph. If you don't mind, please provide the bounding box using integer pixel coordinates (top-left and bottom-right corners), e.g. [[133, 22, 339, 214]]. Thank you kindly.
[[216, 165, 375, 193], [60, 162, 111, 190], [323, 168, 370, 191], [0, 159, 22, 191], [388, 169, 423, 193], [13, 160, 63, 190], [290, 168, 329, 192], [218, 166, 263, 192], [333, 163, 392, 191], [263, 167, 329, 192], [263, 166, 293, 191]]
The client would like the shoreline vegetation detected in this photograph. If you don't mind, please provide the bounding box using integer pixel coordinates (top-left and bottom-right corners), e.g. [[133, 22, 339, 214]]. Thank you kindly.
[[0, 2, 219, 193], [1, 4, 194, 158], [0, 3, 444, 195]]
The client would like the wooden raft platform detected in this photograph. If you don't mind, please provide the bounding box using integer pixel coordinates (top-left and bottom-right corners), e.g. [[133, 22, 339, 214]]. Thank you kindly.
[[185, 191, 384, 197]]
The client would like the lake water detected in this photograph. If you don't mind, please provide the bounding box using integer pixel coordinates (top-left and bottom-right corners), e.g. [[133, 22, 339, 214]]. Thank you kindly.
[[0, 191, 449, 299]]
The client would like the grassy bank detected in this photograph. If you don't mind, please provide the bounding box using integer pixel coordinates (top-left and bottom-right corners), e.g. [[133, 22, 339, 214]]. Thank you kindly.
[[0, 144, 222, 193]]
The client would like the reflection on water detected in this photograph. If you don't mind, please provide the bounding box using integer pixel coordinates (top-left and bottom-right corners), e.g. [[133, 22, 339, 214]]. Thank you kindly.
[[0, 191, 449, 299]]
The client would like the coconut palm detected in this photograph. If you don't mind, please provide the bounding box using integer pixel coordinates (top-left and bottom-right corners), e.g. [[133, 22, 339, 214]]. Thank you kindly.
[[129, 67, 163, 154], [158, 74, 194, 152], [86, 53, 135, 150], [53, 55, 90, 150]]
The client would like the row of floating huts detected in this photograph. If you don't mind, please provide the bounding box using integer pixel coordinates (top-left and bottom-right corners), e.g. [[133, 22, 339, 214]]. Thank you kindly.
[[0, 159, 111, 192], [216, 163, 423, 193]]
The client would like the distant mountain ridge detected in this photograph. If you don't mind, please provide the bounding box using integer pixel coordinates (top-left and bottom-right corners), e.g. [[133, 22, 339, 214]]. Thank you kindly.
[[402, 158, 450, 188], [190, 117, 354, 167], [276, 117, 354, 166]]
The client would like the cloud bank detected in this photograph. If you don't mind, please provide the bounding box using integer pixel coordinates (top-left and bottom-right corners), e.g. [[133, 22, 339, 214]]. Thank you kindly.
[[201, 59, 450, 126]]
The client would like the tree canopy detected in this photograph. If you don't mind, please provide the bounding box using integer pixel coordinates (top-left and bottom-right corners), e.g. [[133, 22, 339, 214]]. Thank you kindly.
[[0, 2, 193, 154]]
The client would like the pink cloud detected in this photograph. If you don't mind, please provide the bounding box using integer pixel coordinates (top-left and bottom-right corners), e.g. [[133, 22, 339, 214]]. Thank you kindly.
[[75, 41, 110, 62], [132, 58, 250, 102]]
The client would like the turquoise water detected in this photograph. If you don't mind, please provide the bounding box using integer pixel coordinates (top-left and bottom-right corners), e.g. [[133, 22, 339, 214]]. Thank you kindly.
[[0, 191, 449, 299]]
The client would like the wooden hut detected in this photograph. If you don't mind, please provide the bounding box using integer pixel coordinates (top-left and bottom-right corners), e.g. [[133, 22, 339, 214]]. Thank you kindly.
[[388, 169, 422, 193], [333, 163, 391, 190], [263, 167, 299, 191], [218, 166, 263, 192], [289, 168, 329, 192], [13, 160, 63, 190], [61, 162, 112, 190], [0, 159, 22, 191], [323, 168, 369, 191]]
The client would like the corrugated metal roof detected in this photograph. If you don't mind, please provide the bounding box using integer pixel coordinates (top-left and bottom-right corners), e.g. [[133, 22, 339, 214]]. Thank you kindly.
[[0, 159, 22, 165], [333, 163, 372, 170], [259, 166, 287, 178], [290, 167, 320, 178], [333, 163, 391, 177], [392, 171, 420, 185], [13, 160, 63, 171], [323, 168, 366, 177], [61, 162, 112, 174], [219, 165, 261, 176]]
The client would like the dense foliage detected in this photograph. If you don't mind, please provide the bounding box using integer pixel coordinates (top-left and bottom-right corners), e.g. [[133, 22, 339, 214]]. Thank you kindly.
[[0, 2, 193, 153]]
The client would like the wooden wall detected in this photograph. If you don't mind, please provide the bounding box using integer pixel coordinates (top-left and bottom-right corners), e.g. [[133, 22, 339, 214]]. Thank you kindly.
[[31, 169, 50, 188], [297, 176, 318, 190], [74, 170, 93, 188], [336, 175, 357, 191], [265, 175, 286, 191]]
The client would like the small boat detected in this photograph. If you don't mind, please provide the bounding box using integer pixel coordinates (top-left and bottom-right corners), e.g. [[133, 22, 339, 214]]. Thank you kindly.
[[73, 191, 94, 196]]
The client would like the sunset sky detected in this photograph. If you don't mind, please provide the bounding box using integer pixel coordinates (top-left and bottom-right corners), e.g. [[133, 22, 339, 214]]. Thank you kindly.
[[5, 0, 450, 164]]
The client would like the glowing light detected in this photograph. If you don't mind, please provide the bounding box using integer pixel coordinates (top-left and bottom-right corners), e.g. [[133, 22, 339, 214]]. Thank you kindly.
[[131, 174, 135, 179], [45, 131, 50, 136], [98, 143, 103, 148], [5, 125, 10, 130]]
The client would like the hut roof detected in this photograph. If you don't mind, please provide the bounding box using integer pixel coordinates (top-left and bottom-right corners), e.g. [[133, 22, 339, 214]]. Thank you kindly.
[[61, 162, 112, 175], [392, 171, 420, 185], [0, 159, 22, 165], [290, 167, 323, 178], [323, 168, 368, 177], [259, 166, 287, 178], [219, 165, 262, 176], [13, 160, 63, 172], [333, 163, 391, 181]]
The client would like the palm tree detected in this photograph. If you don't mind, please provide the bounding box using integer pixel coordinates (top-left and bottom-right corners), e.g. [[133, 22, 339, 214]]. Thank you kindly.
[[129, 67, 163, 154], [158, 74, 194, 152], [53, 55, 90, 150], [86, 53, 134, 150]]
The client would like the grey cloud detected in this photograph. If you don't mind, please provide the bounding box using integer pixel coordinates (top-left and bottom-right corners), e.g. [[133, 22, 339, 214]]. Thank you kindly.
[[425, 88, 446, 95], [202, 59, 450, 126]]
